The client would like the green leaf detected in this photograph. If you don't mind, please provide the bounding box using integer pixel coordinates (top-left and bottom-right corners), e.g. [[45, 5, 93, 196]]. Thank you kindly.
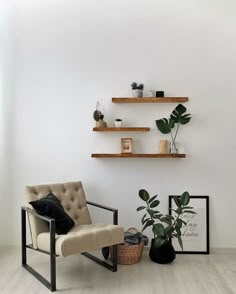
[[153, 213, 162, 219], [160, 217, 172, 225], [182, 206, 193, 210], [168, 118, 175, 129], [183, 210, 197, 215], [165, 226, 174, 236], [180, 115, 191, 125], [170, 104, 191, 125], [155, 118, 171, 134], [147, 209, 155, 217], [169, 208, 178, 214], [176, 236, 183, 250], [153, 223, 165, 237], [164, 215, 174, 221], [153, 237, 166, 248], [153, 211, 160, 215], [173, 104, 187, 115], [180, 191, 190, 206], [175, 226, 182, 236], [176, 207, 183, 215], [141, 214, 147, 225], [181, 219, 187, 226], [142, 218, 151, 225], [136, 206, 146, 211], [176, 218, 183, 228], [150, 200, 160, 208], [148, 195, 158, 204], [142, 220, 154, 232], [173, 196, 181, 208], [139, 189, 150, 202]]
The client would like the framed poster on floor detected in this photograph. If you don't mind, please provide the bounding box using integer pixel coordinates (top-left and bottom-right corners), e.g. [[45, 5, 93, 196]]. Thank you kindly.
[[169, 195, 209, 254]]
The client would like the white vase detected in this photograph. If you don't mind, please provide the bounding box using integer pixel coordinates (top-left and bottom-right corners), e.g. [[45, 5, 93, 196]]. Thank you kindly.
[[114, 121, 122, 128], [133, 89, 143, 98], [169, 141, 179, 154]]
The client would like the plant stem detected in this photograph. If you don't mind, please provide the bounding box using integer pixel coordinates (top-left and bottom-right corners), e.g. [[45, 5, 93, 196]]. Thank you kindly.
[[170, 130, 178, 151], [168, 211, 181, 232], [173, 123, 180, 145], [147, 202, 155, 238]]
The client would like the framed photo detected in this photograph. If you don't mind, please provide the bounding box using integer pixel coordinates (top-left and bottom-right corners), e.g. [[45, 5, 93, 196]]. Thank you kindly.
[[169, 196, 209, 254], [121, 138, 132, 154]]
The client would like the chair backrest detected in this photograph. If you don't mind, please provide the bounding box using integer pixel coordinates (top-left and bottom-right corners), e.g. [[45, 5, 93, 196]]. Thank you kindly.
[[25, 181, 92, 248]]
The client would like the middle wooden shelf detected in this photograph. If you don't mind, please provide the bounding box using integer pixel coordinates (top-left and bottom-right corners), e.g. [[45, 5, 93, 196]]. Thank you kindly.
[[93, 127, 150, 132]]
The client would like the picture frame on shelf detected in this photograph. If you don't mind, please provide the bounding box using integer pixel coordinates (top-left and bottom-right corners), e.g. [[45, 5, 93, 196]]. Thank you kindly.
[[169, 195, 209, 254], [121, 138, 133, 154]]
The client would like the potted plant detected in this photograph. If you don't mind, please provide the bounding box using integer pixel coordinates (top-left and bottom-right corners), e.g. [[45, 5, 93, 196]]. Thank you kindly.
[[114, 118, 122, 128], [137, 189, 196, 264], [131, 82, 144, 98], [155, 104, 191, 154]]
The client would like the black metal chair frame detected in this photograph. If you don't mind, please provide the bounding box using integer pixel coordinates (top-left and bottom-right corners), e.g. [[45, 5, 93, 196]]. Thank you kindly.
[[21, 201, 118, 292]]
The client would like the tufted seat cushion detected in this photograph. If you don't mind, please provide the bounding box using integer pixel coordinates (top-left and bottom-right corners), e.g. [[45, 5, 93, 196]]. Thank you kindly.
[[37, 223, 124, 257]]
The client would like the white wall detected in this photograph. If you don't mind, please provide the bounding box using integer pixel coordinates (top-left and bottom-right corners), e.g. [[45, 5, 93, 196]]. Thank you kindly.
[[6, 0, 236, 248], [0, 0, 15, 245]]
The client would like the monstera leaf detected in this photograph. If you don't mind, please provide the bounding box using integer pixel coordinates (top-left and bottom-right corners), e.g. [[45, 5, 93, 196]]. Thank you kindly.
[[170, 104, 191, 125], [155, 118, 175, 134]]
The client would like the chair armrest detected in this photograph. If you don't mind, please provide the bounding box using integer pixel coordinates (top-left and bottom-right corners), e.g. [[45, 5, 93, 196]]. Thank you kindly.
[[21, 206, 55, 223], [86, 201, 118, 225], [21, 206, 56, 255]]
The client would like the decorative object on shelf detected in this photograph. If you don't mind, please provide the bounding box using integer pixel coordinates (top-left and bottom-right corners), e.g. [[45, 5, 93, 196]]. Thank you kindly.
[[159, 140, 168, 154], [137, 189, 196, 264], [156, 91, 165, 97], [93, 101, 107, 128], [131, 82, 144, 98], [169, 196, 209, 254], [114, 119, 122, 128], [121, 138, 132, 153], [147, 90, 156, 97], [155, 104, 191, 154]]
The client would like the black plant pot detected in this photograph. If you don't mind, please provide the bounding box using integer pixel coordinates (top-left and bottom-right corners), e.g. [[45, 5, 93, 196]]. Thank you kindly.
[[149, 239, 176, 264]]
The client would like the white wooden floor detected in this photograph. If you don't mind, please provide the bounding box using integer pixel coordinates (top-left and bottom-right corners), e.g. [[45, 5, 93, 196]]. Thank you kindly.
[[0, 247, 236, 294]]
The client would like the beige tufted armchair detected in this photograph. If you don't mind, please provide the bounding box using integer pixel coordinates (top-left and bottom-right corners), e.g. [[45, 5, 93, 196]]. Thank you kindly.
[[21, 181, 124, 292]]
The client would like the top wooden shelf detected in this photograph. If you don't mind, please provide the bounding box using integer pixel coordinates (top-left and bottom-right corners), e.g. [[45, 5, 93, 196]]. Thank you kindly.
[[112, 97, 189, 103]]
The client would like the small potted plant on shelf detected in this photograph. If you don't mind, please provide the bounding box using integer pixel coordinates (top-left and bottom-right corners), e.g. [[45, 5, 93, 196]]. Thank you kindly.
[[114, 118, 122, 128], [137, 189, 196, 264], [155, 104, 191, 154], [131, 82, 144, 98]]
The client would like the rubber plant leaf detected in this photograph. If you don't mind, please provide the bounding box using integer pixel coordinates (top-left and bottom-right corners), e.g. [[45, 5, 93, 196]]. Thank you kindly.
[[180, 191, 190, 206], [139, 189, 150, 202]]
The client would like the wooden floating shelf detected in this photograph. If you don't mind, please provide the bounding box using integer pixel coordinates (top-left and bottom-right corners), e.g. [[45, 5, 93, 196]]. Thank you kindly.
[[91, 153, 186, 158], [93, 127, 150, 132], [112, 97, 189, 103]]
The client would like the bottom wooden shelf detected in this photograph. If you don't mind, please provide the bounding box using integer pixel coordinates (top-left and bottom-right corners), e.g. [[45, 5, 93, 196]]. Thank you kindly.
[[91, 153, 186, 158]]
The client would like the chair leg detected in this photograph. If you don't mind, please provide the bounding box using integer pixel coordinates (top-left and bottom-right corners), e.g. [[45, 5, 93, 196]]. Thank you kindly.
[[21, 208, 56, 292], [50, 222, 56, 291], [21, 209, 27, 265], [111, 245, 117, 272], [82, 244, 118, 272]]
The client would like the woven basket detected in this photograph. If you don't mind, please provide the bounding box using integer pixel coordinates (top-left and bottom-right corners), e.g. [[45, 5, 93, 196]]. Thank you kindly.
[[116, 228, 145, 265]]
